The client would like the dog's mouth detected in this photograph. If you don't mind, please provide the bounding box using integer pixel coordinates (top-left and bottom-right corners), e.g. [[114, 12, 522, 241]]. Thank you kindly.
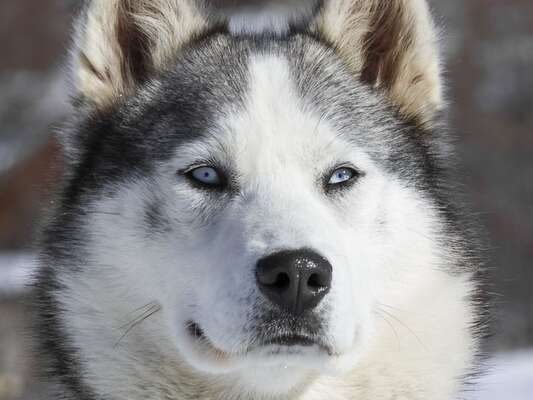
[[187, 321, 206, 340], [262, 334, 316, 347], [186, 321, 333, 356], [186, 321, 230, 358]]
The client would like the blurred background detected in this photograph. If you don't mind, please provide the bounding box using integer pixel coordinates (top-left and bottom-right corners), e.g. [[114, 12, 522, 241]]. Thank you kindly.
[[0, 1, 532, 399]]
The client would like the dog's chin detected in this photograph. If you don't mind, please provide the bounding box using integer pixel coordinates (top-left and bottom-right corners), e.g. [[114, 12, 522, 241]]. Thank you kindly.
[[175, 321, 362, 381]]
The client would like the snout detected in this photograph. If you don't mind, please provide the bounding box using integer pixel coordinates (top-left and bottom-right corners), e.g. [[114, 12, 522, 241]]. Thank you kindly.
[[256, 249, 332, 316]]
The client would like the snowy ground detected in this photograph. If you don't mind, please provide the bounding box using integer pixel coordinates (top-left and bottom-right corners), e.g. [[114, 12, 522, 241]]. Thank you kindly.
[[0, 254, 531, 399], [0, 253, 36, 296], [464, 350, 533, 400]]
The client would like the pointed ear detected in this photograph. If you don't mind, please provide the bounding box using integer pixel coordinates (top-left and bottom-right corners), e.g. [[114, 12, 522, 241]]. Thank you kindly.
[[315, 0, 442, 127], [72, 0, 207, 108]]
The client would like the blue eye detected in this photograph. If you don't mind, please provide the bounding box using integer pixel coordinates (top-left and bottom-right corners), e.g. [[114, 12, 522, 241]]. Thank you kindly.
[[328, 167, 358, 186], [187, 166, 222, 187]]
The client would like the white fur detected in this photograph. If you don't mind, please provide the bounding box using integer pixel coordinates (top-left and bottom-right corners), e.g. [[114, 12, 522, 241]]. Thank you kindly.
[[56, 54, 477, 399]]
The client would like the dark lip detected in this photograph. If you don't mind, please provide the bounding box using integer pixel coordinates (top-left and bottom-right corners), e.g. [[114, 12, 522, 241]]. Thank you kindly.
[[187, 321, 206, 340], [258, 335, 334, 356], [187, 321, 333, 355], [261, 334, 317, 347]]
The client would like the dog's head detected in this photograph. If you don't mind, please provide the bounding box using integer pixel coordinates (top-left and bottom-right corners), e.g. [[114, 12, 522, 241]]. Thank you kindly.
[[57, 0, 452, 395]]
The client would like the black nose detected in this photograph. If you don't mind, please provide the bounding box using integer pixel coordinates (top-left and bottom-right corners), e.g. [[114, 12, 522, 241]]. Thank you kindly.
[[256, 249, 332, 316]]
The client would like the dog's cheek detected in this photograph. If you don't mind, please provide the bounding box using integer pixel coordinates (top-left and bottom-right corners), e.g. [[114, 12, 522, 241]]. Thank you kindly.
[[322, 181, 389, 353], [169, 211, 257, 349]]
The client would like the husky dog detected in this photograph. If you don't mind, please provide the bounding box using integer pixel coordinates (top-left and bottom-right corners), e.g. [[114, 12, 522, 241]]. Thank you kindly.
[[35, 0, 485, 399]]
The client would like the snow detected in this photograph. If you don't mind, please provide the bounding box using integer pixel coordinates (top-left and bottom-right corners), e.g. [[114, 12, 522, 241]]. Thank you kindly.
[[465, 350, 533, 400], [0, 253, 37, 295]]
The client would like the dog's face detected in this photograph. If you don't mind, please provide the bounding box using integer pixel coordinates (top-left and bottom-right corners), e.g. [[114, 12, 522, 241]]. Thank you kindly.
[[71, 35, 445, 393], [50, 0, 452, 395]]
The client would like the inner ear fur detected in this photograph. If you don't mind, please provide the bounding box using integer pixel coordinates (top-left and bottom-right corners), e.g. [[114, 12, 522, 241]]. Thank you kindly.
[[313, 0, 443, 128], [73, 0, 207, 107]]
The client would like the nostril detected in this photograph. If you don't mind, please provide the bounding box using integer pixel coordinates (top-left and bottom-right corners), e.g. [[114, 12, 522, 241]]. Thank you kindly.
[[307, 273, 324, 290], [273, 272, 291, 289]]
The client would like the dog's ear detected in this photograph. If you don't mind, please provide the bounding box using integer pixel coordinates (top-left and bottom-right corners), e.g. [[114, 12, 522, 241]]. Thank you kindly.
[[314, 0, 442, 127], [73, 0, 207, 108]]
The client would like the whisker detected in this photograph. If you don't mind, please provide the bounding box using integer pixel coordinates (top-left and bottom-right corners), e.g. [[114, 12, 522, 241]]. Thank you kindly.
[[115, 303, 162, 347], [403, 225, 438, 243], [124, 301, 160, 318], [118, 302, 160, 330], [376, 306, 427, 351], [375, 309, 401, 350], [375, 301, 405, 313]]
